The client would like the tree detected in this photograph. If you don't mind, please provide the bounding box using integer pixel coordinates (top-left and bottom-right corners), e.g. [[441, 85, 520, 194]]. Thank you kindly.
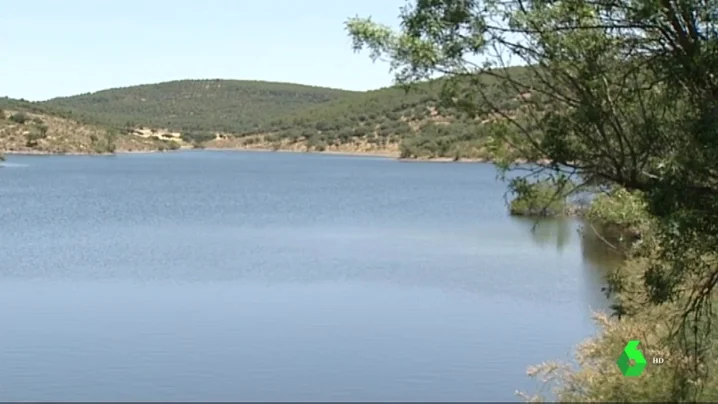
[[9, 112, 28, 124], [347, 0, 718, 400]]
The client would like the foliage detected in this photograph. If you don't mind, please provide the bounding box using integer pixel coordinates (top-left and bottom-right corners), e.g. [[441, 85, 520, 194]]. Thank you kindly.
[[88, 132, 119, 154], [509, 179, 568, 217], [588, 189, 650, 230], [180, 131, 215, 144], [346, 0, 718, 400], [255, 70, 532, 158], [0, 96, 113, 128], [42, 80, 354, 134], [34, 76, 534, 159], [519, 308, 718, 402], [9, 112, 29, 124], [585, 188, 654, 248], [25, 125, 49, 147], [0, 97, 167, 154]]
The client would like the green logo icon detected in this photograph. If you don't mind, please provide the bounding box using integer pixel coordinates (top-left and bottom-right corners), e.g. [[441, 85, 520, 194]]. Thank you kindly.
[[617, 340, 647, 377]]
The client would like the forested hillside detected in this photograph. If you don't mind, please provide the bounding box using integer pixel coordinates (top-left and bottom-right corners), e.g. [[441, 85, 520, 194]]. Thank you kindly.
[[0, 97, 179, 154], [34, 70, 532, 160], [42, 80, 355, 134], [207, 68, 530, 160]]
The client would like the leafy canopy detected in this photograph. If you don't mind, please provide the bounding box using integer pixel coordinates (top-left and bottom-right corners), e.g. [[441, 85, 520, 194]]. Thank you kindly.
[[347, 0, 718, 399]]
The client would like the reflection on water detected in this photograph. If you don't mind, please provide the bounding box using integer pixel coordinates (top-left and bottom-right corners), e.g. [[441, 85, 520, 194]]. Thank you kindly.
[[511, 216, 574, 253], [579, 223, 626, 271], [511, 216, 624, 311]]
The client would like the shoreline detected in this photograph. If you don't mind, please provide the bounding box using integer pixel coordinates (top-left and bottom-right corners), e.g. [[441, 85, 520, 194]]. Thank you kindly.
[[0, 147, 549, 165], [201, 147, 398, 159], [1, 150, 159, 156], [179, 146, 498, 163]]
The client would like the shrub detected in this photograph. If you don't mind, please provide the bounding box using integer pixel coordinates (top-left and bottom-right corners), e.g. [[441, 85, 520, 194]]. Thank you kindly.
[[337, 127, 354, 141], [520, 306, 718, 402], [399, 142, 417, 158], [9, 112, 28, 124], [315, 121, 331, 131], [92, 135, 116, 154], [578, 187, 654, 252], [37, 124, 49, 136], [166, 140, 181, 150], [307, 134, 327, 151], [587, 188, 651, 232], [509, 179, 568, 217], [378, 126, 393, 137], [180, 131, 215, 143], [265, 133, 283, 143]]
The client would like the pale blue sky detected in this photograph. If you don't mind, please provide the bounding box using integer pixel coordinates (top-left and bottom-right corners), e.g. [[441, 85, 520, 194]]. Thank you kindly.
[[0, 0, 405, 101]]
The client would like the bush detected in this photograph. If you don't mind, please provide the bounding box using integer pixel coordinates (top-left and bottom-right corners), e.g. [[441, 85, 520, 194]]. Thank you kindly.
[[337, 127, 354, 141], [37, 124, 49, 136], [315, 121, 331, 131], [165, 140, 181, 150], [521, 306, 718, 402], [92, 135, 117, 154], [378, 126, 393, 137], [180, 131, 215, 143], [509, 179, 568, 217], [9, 112, 28, 124], [282, 129, 302, 142], [265, 133, 283, 143], [307, 134, 327, 151], [583, 187, 653, 250], [587, 188, 651, 231], [399, 142, 417, 158]]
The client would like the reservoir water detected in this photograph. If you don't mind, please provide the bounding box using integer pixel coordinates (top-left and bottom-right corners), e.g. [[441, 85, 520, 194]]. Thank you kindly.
[[0, 150, 616, 401]]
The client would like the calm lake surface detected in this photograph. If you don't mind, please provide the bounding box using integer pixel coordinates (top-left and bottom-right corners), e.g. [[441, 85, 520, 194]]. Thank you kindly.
[[0, 151, 617, 401]]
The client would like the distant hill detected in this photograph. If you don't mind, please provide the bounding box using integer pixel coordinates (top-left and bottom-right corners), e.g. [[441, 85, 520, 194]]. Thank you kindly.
[[42, 79, 356, 134], [205, 70, 530, 160], [0, 97, 180, 155], [31, 69, 533, 160]]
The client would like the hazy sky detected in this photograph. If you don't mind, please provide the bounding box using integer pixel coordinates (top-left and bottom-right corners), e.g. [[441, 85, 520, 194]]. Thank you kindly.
[[0, 0, 405, 101]]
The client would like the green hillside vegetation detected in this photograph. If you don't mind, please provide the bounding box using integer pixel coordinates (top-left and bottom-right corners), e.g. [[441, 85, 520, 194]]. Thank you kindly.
[[39, 73, 535, 161], [0, 97, 180, 154], [220, 70, 530, 160], [42, 79, 355, 135]]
